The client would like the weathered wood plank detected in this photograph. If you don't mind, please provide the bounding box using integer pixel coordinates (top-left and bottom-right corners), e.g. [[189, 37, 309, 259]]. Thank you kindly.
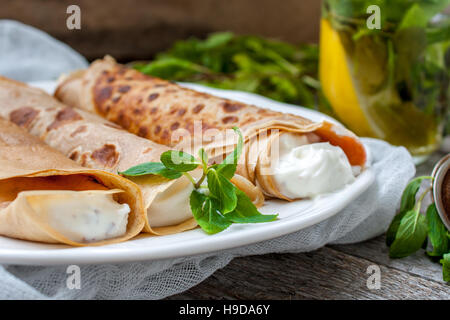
[[331, 236, 445, 284], [168, 244, 450, 300]]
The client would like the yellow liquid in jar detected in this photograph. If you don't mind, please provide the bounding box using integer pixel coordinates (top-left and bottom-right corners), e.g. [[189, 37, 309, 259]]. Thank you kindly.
[[319, 18, 441, 157]]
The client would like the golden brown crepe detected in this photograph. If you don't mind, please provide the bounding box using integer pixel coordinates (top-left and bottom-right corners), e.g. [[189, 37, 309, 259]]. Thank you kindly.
[[55, 56, 367, 201], [0, 76, 263, 235], [0, 118, 145, 246]]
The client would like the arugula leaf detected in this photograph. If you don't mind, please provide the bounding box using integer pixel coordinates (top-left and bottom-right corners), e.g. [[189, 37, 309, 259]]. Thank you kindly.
[[190, 190, 231, 234], [386, 176, 432, 246], [226, 189, 278, 223], [133, 33, 319, 108], [199, 31, 234, 50], [134, 57, 211, 80], [216, 127, 244, 179], [389, 208, 428, 259], [206, 168, 238, 214], [160, 150, 200, 172], [118, 162, 182, 179], [426, 203, 449, 257]]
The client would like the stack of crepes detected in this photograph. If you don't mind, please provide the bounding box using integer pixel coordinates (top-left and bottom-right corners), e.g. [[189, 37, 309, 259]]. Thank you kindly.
[[55, 56, 368, 201], [0, 77, 263, 237], [0, 117, 144, 246]]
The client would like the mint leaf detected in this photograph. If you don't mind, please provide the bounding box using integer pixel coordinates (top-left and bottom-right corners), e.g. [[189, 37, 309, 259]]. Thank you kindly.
[[216, 127, 244, 179], [160, 150, 200, 172], [386, 176, 432, 246], [189, 188, 276, 234], [190, 190, 231, 234], [206, 168, 237, 214], [386, 213, 406, 247], [389, 209, 428, 259], [440, 254, 450, 282], [119, 162, 182, 179], [198, 148, 208, 168], [226, 189, 278, 223], [426, 203, 449, 257], [400, 176, 432, 212]]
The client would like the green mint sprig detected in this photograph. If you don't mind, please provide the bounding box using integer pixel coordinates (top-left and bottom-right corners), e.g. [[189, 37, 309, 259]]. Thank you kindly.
[[119, 127, 278, 234], [387, 176, 450, 281]]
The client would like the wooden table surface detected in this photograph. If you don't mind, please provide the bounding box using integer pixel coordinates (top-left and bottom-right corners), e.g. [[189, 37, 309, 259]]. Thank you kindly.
[[169, 150, 450, 300]]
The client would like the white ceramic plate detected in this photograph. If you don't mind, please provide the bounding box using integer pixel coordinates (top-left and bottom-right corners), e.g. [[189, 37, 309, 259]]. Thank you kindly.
[[0, 81, 374, 265]]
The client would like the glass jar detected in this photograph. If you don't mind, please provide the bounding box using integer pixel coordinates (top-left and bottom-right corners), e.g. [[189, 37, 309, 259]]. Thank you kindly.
[[320, 0, 450, 161]]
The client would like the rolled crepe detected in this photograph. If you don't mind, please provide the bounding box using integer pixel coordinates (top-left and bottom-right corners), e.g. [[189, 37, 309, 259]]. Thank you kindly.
[[0, 118, 145, 246], [55, 56, 367, 201], [0, 77, 263, 235]]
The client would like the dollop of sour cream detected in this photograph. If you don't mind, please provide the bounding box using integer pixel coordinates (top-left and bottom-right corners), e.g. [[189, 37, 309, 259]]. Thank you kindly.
[[272, 134, 356, 199]]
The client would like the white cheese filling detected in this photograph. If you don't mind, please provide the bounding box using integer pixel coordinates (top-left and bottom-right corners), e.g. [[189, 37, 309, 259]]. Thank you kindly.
[[147, 175, 194, 228], [27, 190, 130, 243], [271, 133, 356, 199], [146, 170, 205, 228]]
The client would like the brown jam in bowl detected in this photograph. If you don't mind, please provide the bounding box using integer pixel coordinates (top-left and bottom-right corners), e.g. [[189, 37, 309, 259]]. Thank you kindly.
[[443, 170, 450, 215], [432, 155, 450, 230]]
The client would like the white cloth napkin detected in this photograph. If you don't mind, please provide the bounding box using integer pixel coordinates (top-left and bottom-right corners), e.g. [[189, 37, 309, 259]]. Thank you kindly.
[[0, 20, 416, 300], [0, 20, 88, 81]]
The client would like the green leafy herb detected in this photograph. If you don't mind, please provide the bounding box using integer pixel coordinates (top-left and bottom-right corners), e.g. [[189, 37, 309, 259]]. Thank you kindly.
[[120, 127, 277, 234], [216, 126, 244, 179], [133, 33, 320, 109], [440, 254, 450, 282], [119, 162, 182, 179], [386, 175, 450, 282], [386, 176, 432, 246], [160, 150, 200, 172], [190, 190, 231, 234], [206, 168, 237, 214], [426, 203, 449, 257], [227, 189, 278, 224], [388, 177, 432, 258], [389, 207, 428, 259], [399, 4, 429, 30], [198, 148, 208, 169]]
